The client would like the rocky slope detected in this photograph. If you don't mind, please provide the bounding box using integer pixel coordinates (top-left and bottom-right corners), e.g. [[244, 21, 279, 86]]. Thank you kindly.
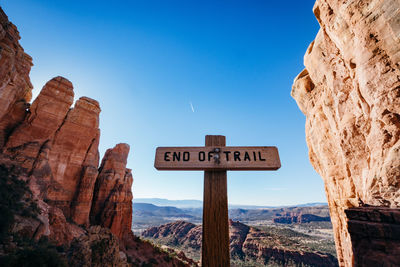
[[229, 205, 331, 222], [273, 212, 330, 224], [0, 6, 191, 266], [142, 220, 338, 266], [291, 0, 400, 266]]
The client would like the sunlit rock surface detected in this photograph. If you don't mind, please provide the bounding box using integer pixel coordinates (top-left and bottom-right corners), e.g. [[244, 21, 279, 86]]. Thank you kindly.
[[0, 8, 32, 148], [292, 0, 400, 266], [0, 6, 191, 266], [91, 143, 133, 239]]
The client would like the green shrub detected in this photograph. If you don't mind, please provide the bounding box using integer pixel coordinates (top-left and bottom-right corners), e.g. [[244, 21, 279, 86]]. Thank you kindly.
[[91, 238, 109, 264], [0, 246, 67, 267], [0, 163, 65, 266]]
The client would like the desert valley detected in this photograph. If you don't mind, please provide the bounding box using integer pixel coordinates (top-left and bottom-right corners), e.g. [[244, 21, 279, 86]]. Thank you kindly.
[[134, 199, 337, 266], [0, 0, 400, 266]]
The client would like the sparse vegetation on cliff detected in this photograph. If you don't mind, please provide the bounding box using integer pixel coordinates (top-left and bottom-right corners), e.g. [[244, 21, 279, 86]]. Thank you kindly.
[[0, 163, 67, 267], [0, 163, 38, 242], [0, 237, 67, 267]]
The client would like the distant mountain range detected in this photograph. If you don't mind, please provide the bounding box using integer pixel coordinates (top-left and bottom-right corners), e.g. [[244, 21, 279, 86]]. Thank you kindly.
[[133, 198, 327, 209], [134, 198, 203, 208], [133, 203, 196, 219], [132, 200, 331, 233]]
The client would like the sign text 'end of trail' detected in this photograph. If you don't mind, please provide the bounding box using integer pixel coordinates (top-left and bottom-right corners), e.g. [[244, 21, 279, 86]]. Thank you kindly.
[[154, 136, 281, 266], [154, 146, 281, 171]]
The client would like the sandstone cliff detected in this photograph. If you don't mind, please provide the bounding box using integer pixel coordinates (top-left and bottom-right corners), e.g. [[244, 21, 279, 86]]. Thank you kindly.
[[0, 7, 32, 148], [273, 212, 330, 224], [2, 74, 131, 245], [291, 0, 400, 266], [0, 6, 190, 266], [90, 144, 133, 240]]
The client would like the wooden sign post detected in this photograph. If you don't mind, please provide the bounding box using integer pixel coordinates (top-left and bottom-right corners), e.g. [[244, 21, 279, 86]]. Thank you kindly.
[[154, 135, 281, 266]]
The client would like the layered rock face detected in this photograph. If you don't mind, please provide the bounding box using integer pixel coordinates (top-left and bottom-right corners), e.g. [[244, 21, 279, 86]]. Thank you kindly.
[[273, 212, 330, 224], [91, 144, 133, 239], [345, 207, 400, 266], [0, 6, 134, 238], [0, 7, 132, 240], [0, 8, 32, 148], [4, 77, 102, 227], [291, 0, 400, 266], [0, 6, 194, 266], [2, 74, 132, 236]]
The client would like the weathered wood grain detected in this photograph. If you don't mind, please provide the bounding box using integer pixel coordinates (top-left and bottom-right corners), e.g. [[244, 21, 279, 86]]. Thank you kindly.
[[202, 135, 230, 267], [154, 146, 280, 171], [154, 135, 281, 266]]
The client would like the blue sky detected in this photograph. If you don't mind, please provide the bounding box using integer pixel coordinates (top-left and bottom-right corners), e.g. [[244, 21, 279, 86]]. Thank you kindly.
[[2, 0, 325, 206]]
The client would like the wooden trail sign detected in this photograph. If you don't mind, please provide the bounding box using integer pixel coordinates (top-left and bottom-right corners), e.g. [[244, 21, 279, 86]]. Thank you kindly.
[[154, 135, 281, 267], [155, 146, 280, 171]]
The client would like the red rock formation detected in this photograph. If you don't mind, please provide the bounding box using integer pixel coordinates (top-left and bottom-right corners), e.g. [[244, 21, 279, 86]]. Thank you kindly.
[[2, 75, 120, 243], [142, 221, 202, 250], [228, 219, 249, 258], [4, 77, 101, 226], [4, 77, 74, 171], [0, 6, 192, 266], [47, 205, 86, 246], [0, 2, 117, 247], [144, 220, 197, 240], [273, 212, 330, 224], [90, 143, 133, 239], [291, 0, 400, 266], [0, 8, 32, 148], [45, 96, 101, 223]]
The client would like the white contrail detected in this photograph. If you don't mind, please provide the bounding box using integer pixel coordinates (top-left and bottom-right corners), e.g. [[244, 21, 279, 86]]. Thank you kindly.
[[190, 101, 195, 113]]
